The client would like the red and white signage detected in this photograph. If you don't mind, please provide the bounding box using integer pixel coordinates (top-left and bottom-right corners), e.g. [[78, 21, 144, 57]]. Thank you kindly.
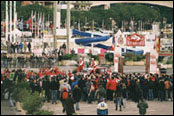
[[126, 33, 145, 46], [150, 48, 158, 74]]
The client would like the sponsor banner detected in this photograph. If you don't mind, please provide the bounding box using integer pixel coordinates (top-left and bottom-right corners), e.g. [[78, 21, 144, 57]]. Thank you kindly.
[[150, 48, 158, 74], [126, 33, 145, 46]]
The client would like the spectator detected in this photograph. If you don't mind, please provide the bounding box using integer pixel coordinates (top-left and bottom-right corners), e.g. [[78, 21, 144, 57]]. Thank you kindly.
[[61, 88, 69, 113], [16, 42, 19, 53], [72, 85, 82, 110], [137, 98, 148, 115], [24, 41, 27, 53], [19, 41, 23, 53], [95, 85, 106, 103], [42, 76, 51, 102], [64, 93, 76, 115], [28, 42, 31, 53], [50, 77, 59, 104], [164, 78, 170, 101], [114, 83, 123, 111], [88, 81, 96, 104], [106, 76, 117, 101], [97, 98, 108, 115]]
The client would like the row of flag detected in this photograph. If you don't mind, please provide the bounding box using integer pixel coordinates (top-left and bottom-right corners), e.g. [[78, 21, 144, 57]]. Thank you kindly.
[[18, 11, 50, 31]]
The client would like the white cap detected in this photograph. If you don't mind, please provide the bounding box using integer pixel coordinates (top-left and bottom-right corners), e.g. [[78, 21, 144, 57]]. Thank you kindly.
[[71, 76, 74, 80]]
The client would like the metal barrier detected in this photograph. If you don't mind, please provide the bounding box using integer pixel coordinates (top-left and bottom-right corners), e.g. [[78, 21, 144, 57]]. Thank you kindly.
[[1, 57, 58, 68]]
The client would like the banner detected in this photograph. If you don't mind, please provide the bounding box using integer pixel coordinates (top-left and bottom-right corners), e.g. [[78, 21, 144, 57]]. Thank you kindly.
[[114, 46, 121, 72], [150, 47, 158, 74], [126, 33, 145, 46]]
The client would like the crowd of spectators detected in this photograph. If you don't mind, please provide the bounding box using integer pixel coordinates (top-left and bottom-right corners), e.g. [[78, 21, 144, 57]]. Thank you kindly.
[[1, 67, 173, 106]]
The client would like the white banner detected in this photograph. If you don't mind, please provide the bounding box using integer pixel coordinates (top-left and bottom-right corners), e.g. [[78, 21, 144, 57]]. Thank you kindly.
[[114, 46, 121, 72]]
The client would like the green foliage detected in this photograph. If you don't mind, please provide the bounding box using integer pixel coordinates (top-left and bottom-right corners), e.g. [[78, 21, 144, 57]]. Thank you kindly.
[[1, 2, 172, 29], [22, 92, 44, 115], [166, 57, 173, 64], [88, 53, 99, 61], [13, 88, 31, 102], [105, 53, 113, 62], [33, 110, 54, 115], [61, 54, 77, 60], [124, 53, 145, 62], [158, 56, 165, 63], [12, 81, 31, 102]]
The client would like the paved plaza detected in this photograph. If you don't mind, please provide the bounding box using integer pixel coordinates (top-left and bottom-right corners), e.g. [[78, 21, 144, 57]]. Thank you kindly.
[[42, 100, 173, 115], [2, 99, 173, 115], [1, 66, 173, 74]]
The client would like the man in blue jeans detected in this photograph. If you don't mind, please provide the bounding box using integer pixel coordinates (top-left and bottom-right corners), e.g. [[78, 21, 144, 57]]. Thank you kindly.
[[50, 77, 59, 104]]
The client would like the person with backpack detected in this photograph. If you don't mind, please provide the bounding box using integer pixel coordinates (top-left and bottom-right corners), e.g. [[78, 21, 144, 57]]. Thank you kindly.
[[97, 98, 108, 115], [137, 98, 148, 115], [61, 88, 69, 113], [64, 93, 76, 115]]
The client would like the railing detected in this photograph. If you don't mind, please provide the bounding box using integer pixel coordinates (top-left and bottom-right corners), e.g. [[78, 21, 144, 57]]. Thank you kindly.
[[1, 57, 57, 68]]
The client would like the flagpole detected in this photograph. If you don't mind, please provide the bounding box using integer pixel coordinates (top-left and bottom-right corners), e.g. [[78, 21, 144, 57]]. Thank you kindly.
[[32, 11, 33, 34], [10, 1, 12, 42], [6, 1, 9, 42], [14, 1, 16, 42], [48, 14, 49, 31], [43, 13, 45, 31], [66, 1, 70, 54], [37, 12, 40, 38], [35, 11, 37, 38], [53, 1, 57, 50], [78, 19, 80, 31]]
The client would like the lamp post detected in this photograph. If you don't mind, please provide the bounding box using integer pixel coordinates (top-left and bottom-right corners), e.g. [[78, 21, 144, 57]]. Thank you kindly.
[[53, 1, 57, 50], [66, 1, 70, 54]]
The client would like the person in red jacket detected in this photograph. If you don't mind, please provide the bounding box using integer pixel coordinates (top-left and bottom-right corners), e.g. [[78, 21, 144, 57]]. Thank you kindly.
[[90, 58, 97, 74], [77, 58, 84, 73], [106, 76, 117, 101]]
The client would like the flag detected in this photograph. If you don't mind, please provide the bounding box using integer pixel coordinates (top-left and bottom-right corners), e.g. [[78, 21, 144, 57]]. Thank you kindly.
[[19, 18, 23, 30], [26, 11, 34, 27], [41, 13, 45, 30]]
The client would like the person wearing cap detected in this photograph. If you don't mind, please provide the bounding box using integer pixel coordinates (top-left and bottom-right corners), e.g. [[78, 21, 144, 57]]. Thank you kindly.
[[97, 98, 108, 115]]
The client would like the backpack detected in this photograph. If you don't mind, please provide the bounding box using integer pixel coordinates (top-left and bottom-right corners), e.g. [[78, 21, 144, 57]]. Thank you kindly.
[[62, 91, 68, 100]]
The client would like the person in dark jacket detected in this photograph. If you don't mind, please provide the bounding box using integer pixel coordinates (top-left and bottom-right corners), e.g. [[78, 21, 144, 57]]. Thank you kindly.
[[114, 83, 123, 111], [72, 85, 81, 110], [137, 98, 148, 115], [50, 77, 59, 104], [95, 85, 106, 103], [42, 76, 51, 102], [64, 93, 76, 115], [28, 42, 31, 53]]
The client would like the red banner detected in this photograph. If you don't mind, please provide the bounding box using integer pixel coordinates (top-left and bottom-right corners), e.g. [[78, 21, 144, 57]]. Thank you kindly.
[[126, 33, 145, 46]]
